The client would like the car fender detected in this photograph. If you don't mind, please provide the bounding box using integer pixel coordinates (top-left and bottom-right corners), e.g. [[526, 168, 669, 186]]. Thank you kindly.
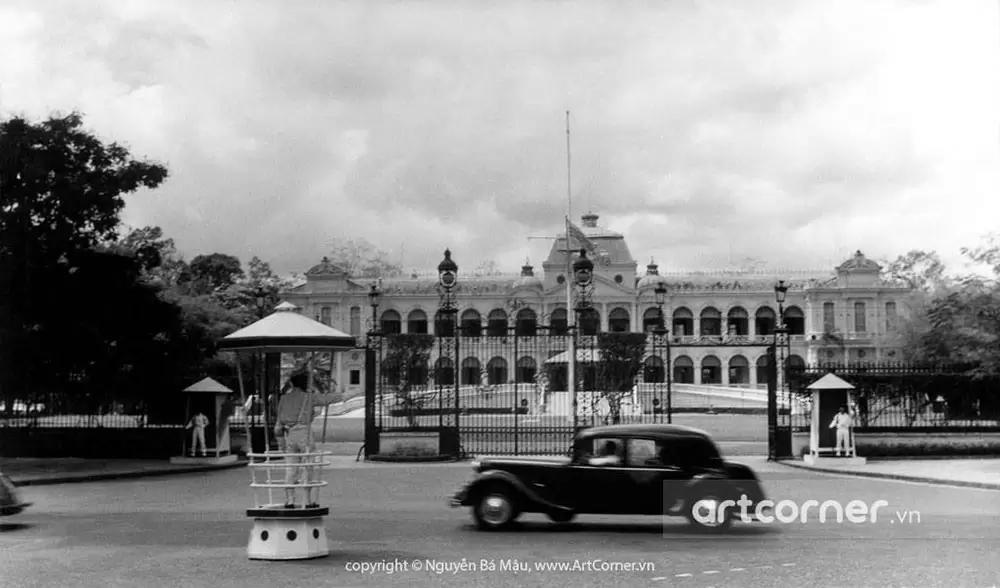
[[470, 471, 572, 513]]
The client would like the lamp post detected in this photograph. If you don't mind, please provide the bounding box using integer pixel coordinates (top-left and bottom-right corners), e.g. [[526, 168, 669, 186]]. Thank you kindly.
[[653, 281, 670, 424], [368, 282, 381, 335], [770, 279, 791, 460], [437, 249, 460, 449], [571, 249, 594, 425]]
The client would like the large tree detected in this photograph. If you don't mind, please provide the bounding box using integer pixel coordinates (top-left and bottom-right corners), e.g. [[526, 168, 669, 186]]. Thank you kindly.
[[0, 112, 168, 405], [327, 237, 402, 278], [594, 332, 648, 424]]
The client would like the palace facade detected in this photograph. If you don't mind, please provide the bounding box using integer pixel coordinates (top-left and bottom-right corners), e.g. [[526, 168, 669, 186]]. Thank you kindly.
[[282, 212, 912, 399]]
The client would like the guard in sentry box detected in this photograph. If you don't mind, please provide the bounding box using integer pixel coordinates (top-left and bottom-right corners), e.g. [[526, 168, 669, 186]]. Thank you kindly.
[[828, 404, 854, 457]]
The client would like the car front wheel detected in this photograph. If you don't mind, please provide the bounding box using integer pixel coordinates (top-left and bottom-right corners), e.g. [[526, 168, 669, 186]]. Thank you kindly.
[[685, 494, 733, 531], [473, 487, 519, 531]]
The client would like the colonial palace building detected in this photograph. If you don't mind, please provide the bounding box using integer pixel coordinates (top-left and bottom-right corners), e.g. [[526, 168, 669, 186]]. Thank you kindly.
[[282, 212, 912, 399]]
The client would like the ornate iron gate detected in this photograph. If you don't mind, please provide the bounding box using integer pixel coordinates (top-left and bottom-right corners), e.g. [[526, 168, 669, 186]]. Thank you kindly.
[[365, 327, 681, 458]]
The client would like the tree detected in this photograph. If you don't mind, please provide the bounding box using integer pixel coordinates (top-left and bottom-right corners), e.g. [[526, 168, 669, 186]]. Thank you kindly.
[[382, 334, 435, 427], [187, 253, 244, 296], [882, 250, 949, 293], [0, 112, 168, 404], [327, 237, 402, 278], [112, 225, 190, 288], [595, 332, 648, 424], [894, 237, 1000, 377]]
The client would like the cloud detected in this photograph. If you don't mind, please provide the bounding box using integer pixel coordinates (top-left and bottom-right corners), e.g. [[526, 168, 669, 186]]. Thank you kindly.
[[1, 0, 998, 278]]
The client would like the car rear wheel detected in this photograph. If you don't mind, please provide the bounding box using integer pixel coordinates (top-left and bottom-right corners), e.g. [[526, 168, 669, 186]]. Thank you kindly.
[[685, 494, 733, 531], [473, 486, 519, 531]]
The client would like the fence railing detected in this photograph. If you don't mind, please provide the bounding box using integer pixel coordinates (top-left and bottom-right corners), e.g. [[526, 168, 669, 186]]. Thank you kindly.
[[787, 363, 1000, 430]]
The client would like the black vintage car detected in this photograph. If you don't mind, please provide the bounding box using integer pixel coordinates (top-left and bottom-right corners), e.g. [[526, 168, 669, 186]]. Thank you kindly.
[[450, 424, 769, 531]]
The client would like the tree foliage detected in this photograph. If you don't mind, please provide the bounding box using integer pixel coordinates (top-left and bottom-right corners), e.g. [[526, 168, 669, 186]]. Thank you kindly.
[[887, 238, 1000, 378], [595, 332, 648, 424], [0, 113, 169, 409], [382, 334, 435, 426], [327, 237, 402, 278]]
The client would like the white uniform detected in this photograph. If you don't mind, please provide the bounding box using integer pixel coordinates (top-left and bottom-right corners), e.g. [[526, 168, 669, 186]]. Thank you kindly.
[[830, 412, 853, 455], [187, 413, 209, 456], [276, 387, 338, 506]]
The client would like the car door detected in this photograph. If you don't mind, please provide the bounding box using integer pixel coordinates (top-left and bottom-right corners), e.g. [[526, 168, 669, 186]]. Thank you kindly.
[[562, 436, 633, 513], [625, 437, 691, 515]]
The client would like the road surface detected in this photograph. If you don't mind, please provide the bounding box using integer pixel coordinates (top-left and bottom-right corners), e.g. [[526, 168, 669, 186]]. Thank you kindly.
[[2, 457, 997, 587]]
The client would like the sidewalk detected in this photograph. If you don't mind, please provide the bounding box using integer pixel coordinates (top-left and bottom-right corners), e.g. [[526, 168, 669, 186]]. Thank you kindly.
[[3, 442, 366, 486], [781, 456, 1000, 490]]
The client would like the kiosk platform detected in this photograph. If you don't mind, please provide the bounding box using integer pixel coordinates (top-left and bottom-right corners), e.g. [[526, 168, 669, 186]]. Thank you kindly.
[[245, 450, 333, 560]]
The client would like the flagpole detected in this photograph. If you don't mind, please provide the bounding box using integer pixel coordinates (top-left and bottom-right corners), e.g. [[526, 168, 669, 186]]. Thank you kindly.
[[565, 111, 576, 429]]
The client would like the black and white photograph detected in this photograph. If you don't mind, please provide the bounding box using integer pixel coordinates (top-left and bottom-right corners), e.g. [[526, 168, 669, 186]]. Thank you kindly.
[[1, 1, 999, 586]]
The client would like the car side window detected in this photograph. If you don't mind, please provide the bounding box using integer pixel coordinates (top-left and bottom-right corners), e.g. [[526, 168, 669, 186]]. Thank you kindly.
[[625, 439, 657, 466], [626, 439, 681, 468], [579, 437, 624, 465]]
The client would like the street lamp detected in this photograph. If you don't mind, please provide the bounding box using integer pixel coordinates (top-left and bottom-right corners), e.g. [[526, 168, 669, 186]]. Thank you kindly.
[[437, 249, 459, 335], [368, 282, 381, 334], [653, 281, 671, 423], [572, 248, 594, 335], [770, 278, 791, 461], [774, 279, 788, 329], [436, 249, 460, 434]]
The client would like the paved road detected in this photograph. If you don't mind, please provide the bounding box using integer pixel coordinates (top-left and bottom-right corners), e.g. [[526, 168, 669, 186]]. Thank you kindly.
[[2, 459, 997, 588]]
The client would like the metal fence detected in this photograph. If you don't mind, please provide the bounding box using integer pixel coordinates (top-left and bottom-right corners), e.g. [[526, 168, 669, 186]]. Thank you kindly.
[[366, 329, 677, 456], [787, 363, 1000, 431]]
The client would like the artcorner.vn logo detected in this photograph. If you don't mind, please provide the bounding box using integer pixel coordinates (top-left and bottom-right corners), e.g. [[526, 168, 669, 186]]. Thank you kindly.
[[690, 496, 916, 525]]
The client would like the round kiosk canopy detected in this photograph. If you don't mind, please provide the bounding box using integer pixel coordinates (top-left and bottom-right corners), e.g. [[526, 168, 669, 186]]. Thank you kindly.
[[217, 302, 356, 353]]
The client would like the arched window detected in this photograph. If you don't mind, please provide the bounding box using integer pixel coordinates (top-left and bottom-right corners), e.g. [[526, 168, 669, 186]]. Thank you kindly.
[[579, 308, 601, 336], [727, 307, 748, 335], [673, 308, 693, 337], [515, 308, 537, 337], [756, 355, 771, 387], [673, 355, 694, 384], [755, 307, 775, 336], [487, 357, 508, 385], [434, 357, 454, 386], [728, 355, 749, 385], [608, 307, 630, 332], [643, 356, 665, 383], [642, 307, 663, 332], [320, 306, 331, 325], [461, 357, 481, 386], [407, 356, 428, 386], [407, 309, 428, 334], [461, 309, 481, 337], [701, 355, 722, 384], [784, 306, 805, 335], [434, 310, 455, 337], [516, 356, 537, 383], [549, 308, 568, 335], [380, 310, 401, 335], [349, 306, 361, 336], [487, 309, 508, 337], [700, 307, 722, 336], [787, 354, 806, 375]]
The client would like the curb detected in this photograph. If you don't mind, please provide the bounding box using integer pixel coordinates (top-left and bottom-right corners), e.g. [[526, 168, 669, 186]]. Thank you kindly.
[[365, 454, 459, 463], [778, 460, 1000, 491], [11, 460, 248, 487]]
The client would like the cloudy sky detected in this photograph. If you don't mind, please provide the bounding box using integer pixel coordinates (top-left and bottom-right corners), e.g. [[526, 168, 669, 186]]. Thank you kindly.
[[2, 0, 999, 277]]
